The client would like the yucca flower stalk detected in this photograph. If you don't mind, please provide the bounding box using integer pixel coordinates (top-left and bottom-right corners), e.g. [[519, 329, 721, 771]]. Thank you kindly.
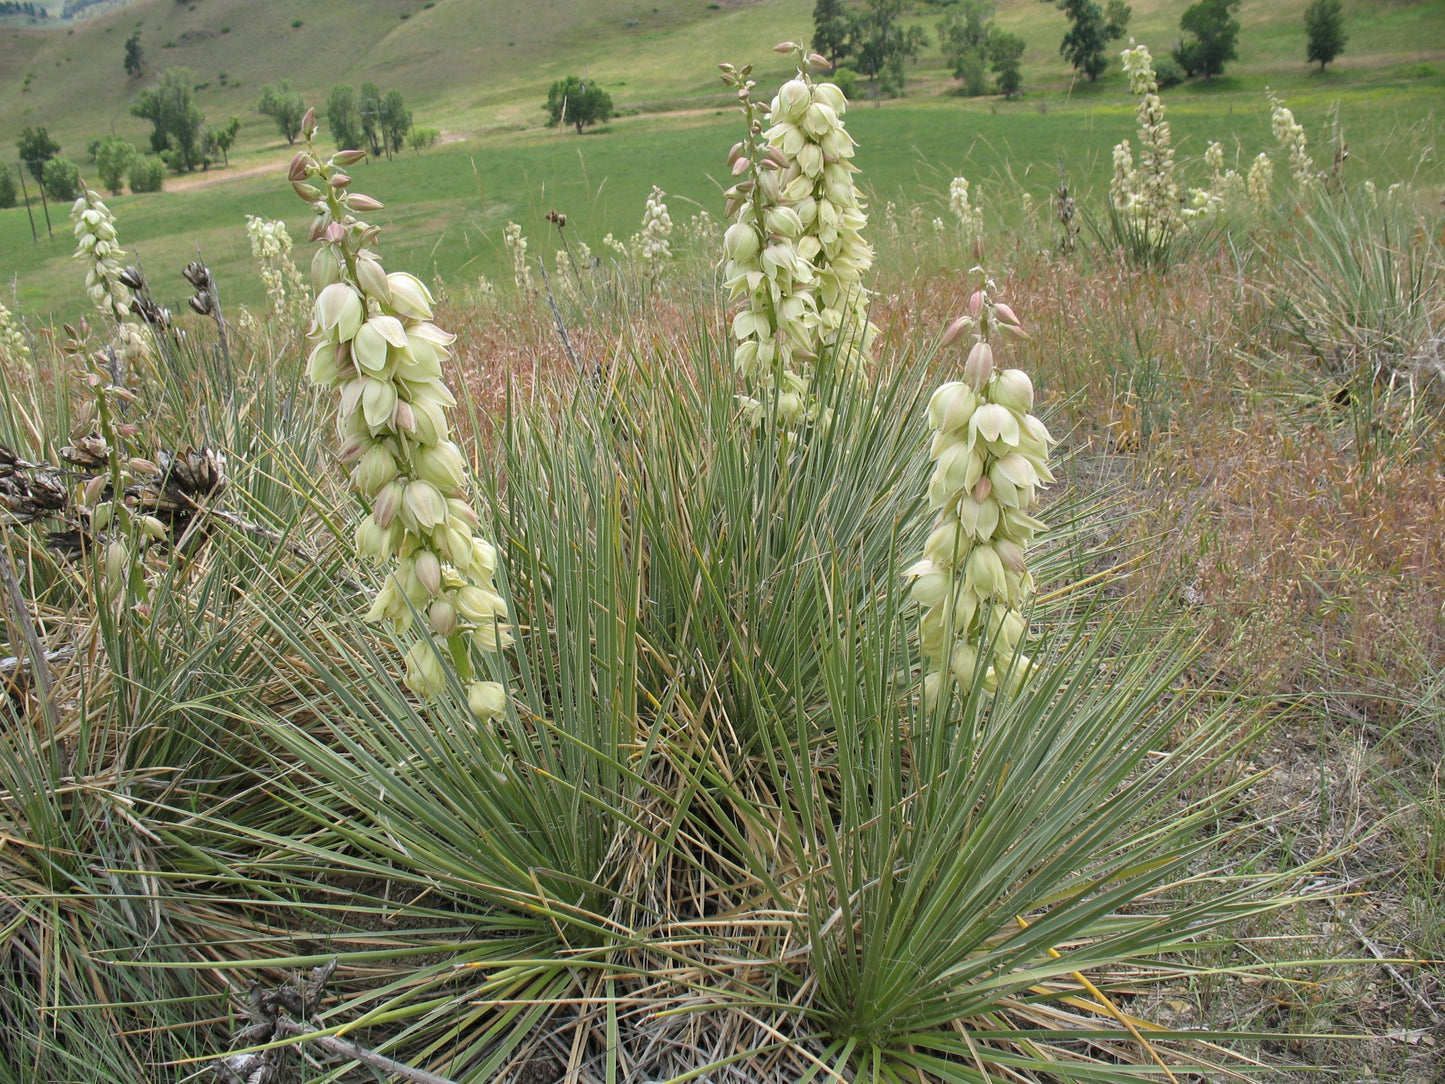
[[765, 42, 877, 376], [71, 187, 132, 324], [0, 301, 30, 366], [291, 112, 509, 717], [949, 175, 984, 251], [1112, 43, 1182, 243], [1248, 151, 1274, 210], [638, 184, 673, 267], [906, 268, 1053, 710], [245, 214, 309, 320], [504, 221, 533, 294], [1269, 92, 1317, 192], [719, 55, 820, 426]]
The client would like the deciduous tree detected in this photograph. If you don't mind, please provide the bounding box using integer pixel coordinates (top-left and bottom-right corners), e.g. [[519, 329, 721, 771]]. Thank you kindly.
[[1172, 0, 1241, 79], [1304, 0, 1346, 70], [257, 80, 306, 144], [130, 67, 206, 171], [1050, 0, 1130, 82], [545, 76, 613, 134]]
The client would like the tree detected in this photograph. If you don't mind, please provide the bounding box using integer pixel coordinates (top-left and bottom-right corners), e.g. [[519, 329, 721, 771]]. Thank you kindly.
[[95, 137, 136, 194], [989, 30, 1027, 97], [939, 1, 996, 96], [123, 30, 143, 78], [812, 0, 852, 64], [256, 80, 306, 144], [131, 67, 206, 170], [1051, 0, 1130, 81], [1304, 0, 1346, 70], [359, 82, 384, 159], [16, 126, 60, 184], [380, 90, 411, 159], [40, 155, 81, 201], [851, 0, 928, 97], [544, 76, 614, 135], [206, 115, 241, 165], [1171, 0, 1240, 79], [0, 163, 17, 210], [326, 83, 365, 151]]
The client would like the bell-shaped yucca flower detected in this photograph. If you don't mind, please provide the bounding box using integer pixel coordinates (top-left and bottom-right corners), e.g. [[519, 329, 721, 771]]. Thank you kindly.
[[292, 127, 511, 720]]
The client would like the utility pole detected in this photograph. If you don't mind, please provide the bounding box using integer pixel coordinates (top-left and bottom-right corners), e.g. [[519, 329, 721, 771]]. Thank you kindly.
[[16, 159, 38, 243]]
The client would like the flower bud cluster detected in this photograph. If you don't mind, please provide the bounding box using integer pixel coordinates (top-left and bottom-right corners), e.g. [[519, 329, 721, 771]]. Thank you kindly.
[[763, 50, 877, 375], [504, 222, 532, 294], [0, 302, 29, 367], [291, 123, 509, 718], [1269, 94, 1316, 192], [70, 188, 132, 323], [1113, 44, 1181, 239], [246, 214, 309, 318], [949, 176, 984, 247], [906, 272, 1053, 710], [1247, 152, 1274, 210]]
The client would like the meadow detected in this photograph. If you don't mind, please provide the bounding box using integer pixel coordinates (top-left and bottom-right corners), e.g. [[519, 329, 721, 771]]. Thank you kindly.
[[0, 2, 1443, 1083]]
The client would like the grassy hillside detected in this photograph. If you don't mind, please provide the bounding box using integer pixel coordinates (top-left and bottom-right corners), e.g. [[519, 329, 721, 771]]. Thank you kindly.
[[1, 0, 1442, 323]]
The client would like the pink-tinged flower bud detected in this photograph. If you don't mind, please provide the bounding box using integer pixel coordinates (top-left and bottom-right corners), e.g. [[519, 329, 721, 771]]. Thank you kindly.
[[972, 476, 992, 503], [967, 290, 985, 317], [308, 216, 327, 242], [292, 181, 322, 202], [82, 474, 106, 507], [773, 40, 798, 53], [328, 172, 352, 189], [414, 550, 442, 596], [807, 53, 832, 70], [731, 156, 751, 177], [393, 400, 416, 433], [348, 193, 384, 212], [993, 301, 1020, 326], [963, 341, 993, 388], [301, 107, 316, 136], [429, 597, 458, 637], [997, 321, 1030, 340], [727, 141, 746, 165], [333, 148, 368, 167], [994, 539, 1027, 574], [373, 481, 405, 527], [942, 315, 972, 347], [325, 222, 346, 244]]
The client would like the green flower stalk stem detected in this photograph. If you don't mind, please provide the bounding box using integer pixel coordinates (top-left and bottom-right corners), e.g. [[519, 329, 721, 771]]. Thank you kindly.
[[906, 269, 1054, 710], [290, 114, 509, 718]]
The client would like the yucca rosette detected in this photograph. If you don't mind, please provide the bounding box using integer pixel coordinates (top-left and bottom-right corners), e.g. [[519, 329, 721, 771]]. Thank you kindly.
[[292, 114, 509, 719], [907, 271, 1053, 709]]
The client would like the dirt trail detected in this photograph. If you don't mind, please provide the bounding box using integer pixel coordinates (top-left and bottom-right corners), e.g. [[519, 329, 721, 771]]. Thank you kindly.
[[165, 158, 289, 192]]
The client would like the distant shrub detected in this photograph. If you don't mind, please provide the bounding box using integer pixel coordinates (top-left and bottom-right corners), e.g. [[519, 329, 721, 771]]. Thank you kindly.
[[0, 163, 16, 209], [41, 155, 81, 201], [1154, 53, 1185, 87], [290, 19, 302, 28], [408, 125, 439, 153], [128, 154, 166, 192], [831, 66, 858, 99], [95, 137, 136, 195]]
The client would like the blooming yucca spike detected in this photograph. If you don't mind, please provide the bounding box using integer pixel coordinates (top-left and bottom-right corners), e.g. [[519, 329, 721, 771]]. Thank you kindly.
[[907, 268, 1053, 711], [290, 110, 510, 720]]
